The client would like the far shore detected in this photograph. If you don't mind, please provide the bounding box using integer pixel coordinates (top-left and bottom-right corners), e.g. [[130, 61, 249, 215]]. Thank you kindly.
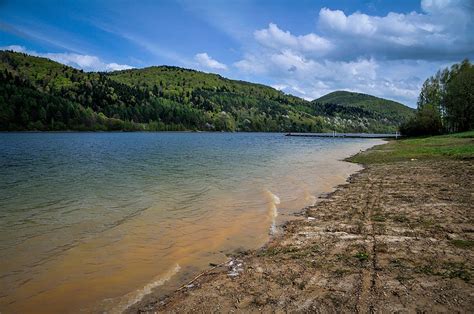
[[0, 130, 399, 134], [128, 132, 474, 313]]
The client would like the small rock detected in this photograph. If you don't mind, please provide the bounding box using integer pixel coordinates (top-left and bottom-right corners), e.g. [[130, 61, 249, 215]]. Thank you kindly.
[[446, 233, 457, 240]]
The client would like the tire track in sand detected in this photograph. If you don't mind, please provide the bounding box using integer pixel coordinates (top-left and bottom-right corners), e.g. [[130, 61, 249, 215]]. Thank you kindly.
[[355, 177, 381, 313]]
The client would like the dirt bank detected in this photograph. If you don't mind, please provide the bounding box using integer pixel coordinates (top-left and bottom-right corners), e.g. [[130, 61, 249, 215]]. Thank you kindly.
[[130, 158, 473, 313]]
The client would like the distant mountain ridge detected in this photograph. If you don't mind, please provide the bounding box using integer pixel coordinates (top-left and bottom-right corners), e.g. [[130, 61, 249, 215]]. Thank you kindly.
[[315, 91, 414, 125], [0, 50, 413, 132]]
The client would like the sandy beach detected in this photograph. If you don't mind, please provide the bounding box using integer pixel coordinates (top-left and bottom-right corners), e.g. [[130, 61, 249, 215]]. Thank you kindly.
[[130, 142, 474, 313]]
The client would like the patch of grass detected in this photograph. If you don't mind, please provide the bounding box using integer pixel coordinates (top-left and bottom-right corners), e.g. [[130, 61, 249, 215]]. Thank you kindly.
[[415, 264, 435, 275], [392, 215, 410, 223], [447, 131, 474, 138], [416, 217, 436, 228], [348, 131, 474, 164], [371, 215, 386, 222], [443, 262, 471, 282], [258, 246, 297, 257], [451, 239, 474, 249], [354, 251, 369, 262], [415, 262, 471, 282]]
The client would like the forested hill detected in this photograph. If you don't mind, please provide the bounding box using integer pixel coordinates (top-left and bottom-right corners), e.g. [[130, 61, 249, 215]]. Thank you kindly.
[[0, 50, 413, 132], [315, 91, 414, 125]]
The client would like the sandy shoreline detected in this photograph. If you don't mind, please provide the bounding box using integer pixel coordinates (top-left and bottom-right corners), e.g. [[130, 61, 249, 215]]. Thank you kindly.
[[128, 144, 473, 313]]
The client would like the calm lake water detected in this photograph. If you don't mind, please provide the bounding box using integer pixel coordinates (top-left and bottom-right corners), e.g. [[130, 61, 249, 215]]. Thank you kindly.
[[0, 132, 382, 313]]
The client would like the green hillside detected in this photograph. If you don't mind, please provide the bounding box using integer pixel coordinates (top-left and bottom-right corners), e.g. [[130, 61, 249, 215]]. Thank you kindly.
[[315, 91, 415, 125], [0, 51, 413, 132]]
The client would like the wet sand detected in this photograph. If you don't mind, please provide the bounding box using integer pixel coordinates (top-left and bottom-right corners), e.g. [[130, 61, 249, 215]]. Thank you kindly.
[[129, 157, 474, 312]]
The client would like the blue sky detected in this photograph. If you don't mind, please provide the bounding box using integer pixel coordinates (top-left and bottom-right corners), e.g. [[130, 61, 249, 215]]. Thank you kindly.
[[1, 0, 473, 107]]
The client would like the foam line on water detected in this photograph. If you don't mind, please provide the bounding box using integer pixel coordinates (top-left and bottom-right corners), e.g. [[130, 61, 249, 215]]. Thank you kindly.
[[111, 264, 180, 313], [265, 190, 280, 235]]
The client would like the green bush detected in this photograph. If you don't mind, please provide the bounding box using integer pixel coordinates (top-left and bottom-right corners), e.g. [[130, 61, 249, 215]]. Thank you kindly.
[[400, 104, 443, 136]]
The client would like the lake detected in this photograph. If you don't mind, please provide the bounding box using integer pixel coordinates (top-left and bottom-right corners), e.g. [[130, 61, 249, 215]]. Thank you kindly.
[[0, 132, 382, 313]]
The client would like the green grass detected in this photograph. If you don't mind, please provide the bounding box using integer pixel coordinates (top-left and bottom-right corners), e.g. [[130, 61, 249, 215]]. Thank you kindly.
[[371, 215, 386, 222], [354, 252, 369, 261], [348, 131, 474, 164], [451, 239, 474, 249], [416, 262, 472, 282], [392, 215, 410, 223]]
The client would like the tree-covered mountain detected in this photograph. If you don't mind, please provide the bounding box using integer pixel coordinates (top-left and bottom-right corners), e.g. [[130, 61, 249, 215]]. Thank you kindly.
[[0, 51, 413, 132], [315, 91, 415, 126]]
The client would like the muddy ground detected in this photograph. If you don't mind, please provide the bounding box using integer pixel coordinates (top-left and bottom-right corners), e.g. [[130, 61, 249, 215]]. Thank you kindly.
[[130, 159, 473, 313]]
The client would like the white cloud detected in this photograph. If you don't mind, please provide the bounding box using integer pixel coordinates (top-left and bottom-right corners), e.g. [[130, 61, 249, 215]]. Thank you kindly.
[[317, 0, 473, 60], [105, 63, 133, 71], [234, 50, 445, 105], [254, 23, 332, 55], [194, 52, 228, 70], [233, 0, 473, 106], [1, 45, 133, 72], [234, 54, 268, 75], [319, 9, 377, 35]]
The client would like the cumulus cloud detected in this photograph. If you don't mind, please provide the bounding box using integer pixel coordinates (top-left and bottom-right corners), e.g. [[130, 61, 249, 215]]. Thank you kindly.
[[317, 0, 473, 60], [1, 45, 133, 71], [234, 0, 473, 106], [235, 49, 445, 104], [194, 52, 227, 70], [319, 9, 377, 36], [254, 23, 332, 55]]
